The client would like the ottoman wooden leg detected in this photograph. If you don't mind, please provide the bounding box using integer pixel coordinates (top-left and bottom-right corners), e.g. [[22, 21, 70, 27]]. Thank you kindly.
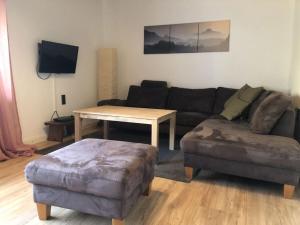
[[143, 181, 152, 196], [36, 203, 51, 220], [185, 167, 193, 182], [112, 218, 124, 225], [283, 184, 295, 199]]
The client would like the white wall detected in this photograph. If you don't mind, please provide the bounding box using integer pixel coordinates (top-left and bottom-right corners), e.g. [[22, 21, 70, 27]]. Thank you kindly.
[[102, 0, 295, 98], [290, 0, 300, 106], [7, 0, 103, 143], [6, 0, 297, 143]]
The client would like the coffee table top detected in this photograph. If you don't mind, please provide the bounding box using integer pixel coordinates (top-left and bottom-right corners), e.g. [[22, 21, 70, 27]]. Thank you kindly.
[[73, 105, 176, 120]]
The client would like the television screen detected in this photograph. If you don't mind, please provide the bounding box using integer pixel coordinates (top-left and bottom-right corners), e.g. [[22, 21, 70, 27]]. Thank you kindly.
[[38, 40, 79, 73]]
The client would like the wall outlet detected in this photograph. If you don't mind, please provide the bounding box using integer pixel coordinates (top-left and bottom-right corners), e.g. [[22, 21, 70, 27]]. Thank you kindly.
[[61, 95, 66, 105]]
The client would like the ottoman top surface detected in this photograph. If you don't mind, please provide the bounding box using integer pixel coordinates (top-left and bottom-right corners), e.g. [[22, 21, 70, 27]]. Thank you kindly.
[[25, 139, 157, 200]]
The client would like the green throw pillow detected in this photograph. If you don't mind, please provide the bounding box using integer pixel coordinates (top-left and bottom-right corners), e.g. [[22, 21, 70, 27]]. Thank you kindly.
[[221, 84, 263, 120]]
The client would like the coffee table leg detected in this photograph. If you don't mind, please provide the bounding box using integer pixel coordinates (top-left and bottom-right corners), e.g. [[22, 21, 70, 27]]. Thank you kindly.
[[103, 120, 109, 139], [151, 120, 159, 148], [74, 113, 82, 142], [169, 114, 176, 150], [151, 120, 159, 163]]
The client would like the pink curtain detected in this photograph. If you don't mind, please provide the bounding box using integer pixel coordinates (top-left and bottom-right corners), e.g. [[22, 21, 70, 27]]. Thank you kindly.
[[0, 0, 34, 160]]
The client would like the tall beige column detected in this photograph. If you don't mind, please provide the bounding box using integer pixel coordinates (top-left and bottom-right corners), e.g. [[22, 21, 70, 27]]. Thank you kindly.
[[98, 48, 117, 100], [290, 0, 300, 107]]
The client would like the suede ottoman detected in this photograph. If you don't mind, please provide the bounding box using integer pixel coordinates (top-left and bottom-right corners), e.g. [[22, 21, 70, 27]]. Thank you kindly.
[[25, 138, 157, 224]]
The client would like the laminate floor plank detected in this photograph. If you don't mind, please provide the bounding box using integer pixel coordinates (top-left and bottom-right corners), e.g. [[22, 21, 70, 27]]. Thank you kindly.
[[1, 155, 299, 225]]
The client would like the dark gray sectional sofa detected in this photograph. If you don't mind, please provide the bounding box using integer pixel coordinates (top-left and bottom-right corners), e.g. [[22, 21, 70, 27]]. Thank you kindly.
[[97, 80, 297, 138], [98, 80, 238, 135], [98, 80, 300, 198]]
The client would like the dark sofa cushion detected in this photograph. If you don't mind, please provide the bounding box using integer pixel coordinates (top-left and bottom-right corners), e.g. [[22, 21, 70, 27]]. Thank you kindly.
[[141, 80, 167, 88], [250, 92, 292, 134], [271, 106, 296, 138], [295, 109, 300, 143], [97, 99, 127, 107], [176, 112, 211, 127], [126, 85, 168, 108], [167, 87, 216, 113], [181, 119, 300, 172], [213, 87, 237, 114]]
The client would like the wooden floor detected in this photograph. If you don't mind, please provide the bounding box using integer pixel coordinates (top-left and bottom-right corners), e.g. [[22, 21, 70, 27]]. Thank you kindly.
[[1, 155, 300, 225]]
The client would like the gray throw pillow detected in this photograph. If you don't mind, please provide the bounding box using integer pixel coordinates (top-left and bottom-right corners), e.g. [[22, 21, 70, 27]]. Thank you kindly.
[[247, 90, 271, 122], [250, 92, 292, 134]]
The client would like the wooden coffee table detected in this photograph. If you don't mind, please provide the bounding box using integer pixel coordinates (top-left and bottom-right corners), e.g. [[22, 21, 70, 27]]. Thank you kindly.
[[73, 105, 177, 150]]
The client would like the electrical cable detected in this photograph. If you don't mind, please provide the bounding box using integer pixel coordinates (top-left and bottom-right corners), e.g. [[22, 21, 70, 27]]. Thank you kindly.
[[37, 71, 52, 80], [36, 61, 52, 80], [50, 110, 60, 121]]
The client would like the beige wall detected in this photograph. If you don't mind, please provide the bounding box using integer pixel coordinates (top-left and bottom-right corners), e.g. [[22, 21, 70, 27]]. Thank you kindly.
[[290, 0, 300, 106], [102, 0, 295, 98], [7, 0, 103, 143]]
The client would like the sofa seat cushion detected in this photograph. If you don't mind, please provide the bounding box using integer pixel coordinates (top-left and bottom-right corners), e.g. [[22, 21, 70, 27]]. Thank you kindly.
[[25, 139, 157, 200], [167, 87, 216, 113], [176, 112, 211, 127], [181, 119, 300, 171]]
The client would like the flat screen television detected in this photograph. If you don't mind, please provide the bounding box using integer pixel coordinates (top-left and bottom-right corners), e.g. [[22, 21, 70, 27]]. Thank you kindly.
[[38, 40, 79, 74]]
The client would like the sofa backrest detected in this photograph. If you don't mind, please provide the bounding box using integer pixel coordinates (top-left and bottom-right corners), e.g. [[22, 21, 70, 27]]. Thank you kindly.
[[294, 109, 300, 142], [167, 87, 216, 114], [126, 85, 168, 109], [213, 87, 237, 114], [141, 80, 168, 88], [270, 106, 296, 138]]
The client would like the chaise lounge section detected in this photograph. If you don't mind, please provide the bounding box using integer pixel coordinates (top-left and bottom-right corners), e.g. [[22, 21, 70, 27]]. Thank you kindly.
[[181, 116, 300, 198]]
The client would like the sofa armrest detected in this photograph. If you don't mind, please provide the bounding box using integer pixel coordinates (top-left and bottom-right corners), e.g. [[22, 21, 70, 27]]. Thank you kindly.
[[97, 99, 127, 107]]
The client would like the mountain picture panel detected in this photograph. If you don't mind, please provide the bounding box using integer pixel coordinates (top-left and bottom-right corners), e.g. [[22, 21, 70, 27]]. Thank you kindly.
[[169, 23, 199, 53], [198, 20, 230, 53], [144, 20, 230, 54], [144, 25, 171, 54]]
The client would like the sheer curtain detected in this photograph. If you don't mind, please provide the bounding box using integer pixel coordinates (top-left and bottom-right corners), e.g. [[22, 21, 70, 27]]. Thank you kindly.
[[0, 0, 34, 160]]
